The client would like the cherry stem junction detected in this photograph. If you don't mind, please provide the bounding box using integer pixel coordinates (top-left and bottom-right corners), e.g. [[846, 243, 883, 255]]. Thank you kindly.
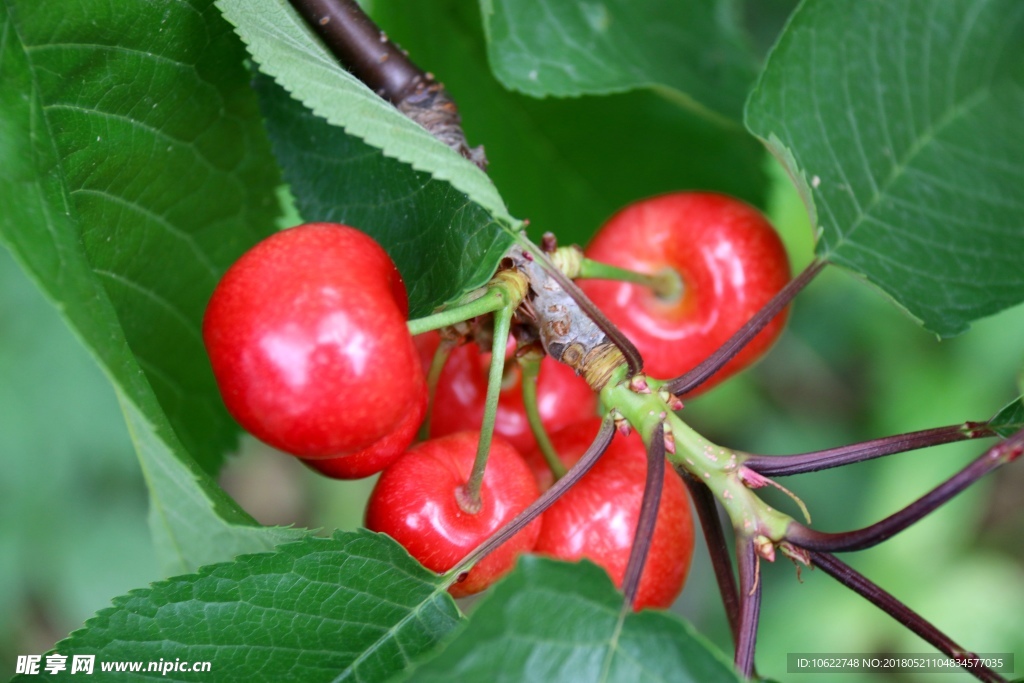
[[515, 234, 645, 378]]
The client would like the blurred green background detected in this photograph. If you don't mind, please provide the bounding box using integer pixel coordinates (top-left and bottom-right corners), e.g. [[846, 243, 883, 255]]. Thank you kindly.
[[3, 158, 1022, 681]]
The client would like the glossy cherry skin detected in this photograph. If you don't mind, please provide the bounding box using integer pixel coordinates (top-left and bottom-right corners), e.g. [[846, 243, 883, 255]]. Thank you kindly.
[[579, 192, 791, 391], [365, 432, 542, 597], [203, 223, 425, 465], [302, 386, 427, 479], [415, 331, 598, 454], [527, 418, 695, 610]]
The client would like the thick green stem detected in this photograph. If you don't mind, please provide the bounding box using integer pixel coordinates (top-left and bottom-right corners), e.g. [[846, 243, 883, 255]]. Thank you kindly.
[[519, 354, 567, 480], [457, 302, 515, 514], [600, 373, 796, 545]]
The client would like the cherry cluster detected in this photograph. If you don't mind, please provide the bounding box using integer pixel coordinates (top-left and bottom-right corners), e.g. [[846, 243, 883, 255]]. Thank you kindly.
[[202, 192, 791, 610]]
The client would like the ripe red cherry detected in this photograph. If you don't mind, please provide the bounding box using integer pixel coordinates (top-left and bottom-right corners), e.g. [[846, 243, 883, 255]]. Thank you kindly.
[[365, 432, 542, 597], [527, 418, 695, 610], [415, 331, 597, 454], [203, 223, 425, 468], [578, 192, 791, 390], [302, 387, 426, 479]]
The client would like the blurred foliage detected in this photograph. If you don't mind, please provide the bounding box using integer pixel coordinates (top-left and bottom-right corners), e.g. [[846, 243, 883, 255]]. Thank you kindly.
[[0, 248, 157, 674]]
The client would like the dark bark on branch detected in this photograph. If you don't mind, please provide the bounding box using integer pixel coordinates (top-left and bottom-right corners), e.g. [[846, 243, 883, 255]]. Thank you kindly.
[[507, 245, 641, 388], [288, 0, 486, 168]]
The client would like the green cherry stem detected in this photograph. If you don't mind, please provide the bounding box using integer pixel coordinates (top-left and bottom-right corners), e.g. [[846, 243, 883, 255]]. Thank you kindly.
[[445, 418, 616, 586], [457, 300, 516, 514], [406, 286, 509, 336], [518, 353, 568, 481], [580, 259, 682, 302], [419, 336, 456, 441], [550, 245, 683, 302]]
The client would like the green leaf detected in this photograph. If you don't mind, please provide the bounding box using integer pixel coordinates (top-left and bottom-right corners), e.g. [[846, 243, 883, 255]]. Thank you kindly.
[[482, 0, 758, 123], [2, 0, 281, 470], [746, 0, 1024, 337], [22, 532, 462, 683], [989, 396, 1024, 438], [397, 557, 741, 683], [372, 0, 769, 247], [214, 0, 516, 231], [255, 74, 513, 316], [0, 0, 302, 572]]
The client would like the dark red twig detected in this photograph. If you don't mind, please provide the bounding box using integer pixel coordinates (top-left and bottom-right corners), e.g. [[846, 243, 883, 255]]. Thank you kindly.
[[287, 0, 485, 168], [744, 422, 993, 476], [665, 258, 826, 396], [810, 552, 1006, 683], [621, 422, 665, 609], [785, 428, 1024, 552], [734, 539, 762, 678], [450, 418, 615, 579], [680, 471, 740, 645]]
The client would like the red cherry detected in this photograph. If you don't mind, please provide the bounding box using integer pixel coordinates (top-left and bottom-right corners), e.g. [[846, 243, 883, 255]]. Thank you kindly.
[[302, 386, 427, 479], [527, 418, 695, 610], [578, 192, 791, 391], [203, 223, 425, 467], [415, 331, 598, 454], [365, 432, 542, 597]]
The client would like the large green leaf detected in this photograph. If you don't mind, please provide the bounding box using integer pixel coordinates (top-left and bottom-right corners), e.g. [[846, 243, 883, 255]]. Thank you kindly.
[[2, 0, 278, 470], [396, 557, 741, 683], [746, 0, 1024, 337], [0, 0, 302, 572], [214, 0, 516, 231], [19, 532, 462, 683], [481, 0, 757, 123], [373, 0, 769, 246], [255, 74, 513, 316]]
